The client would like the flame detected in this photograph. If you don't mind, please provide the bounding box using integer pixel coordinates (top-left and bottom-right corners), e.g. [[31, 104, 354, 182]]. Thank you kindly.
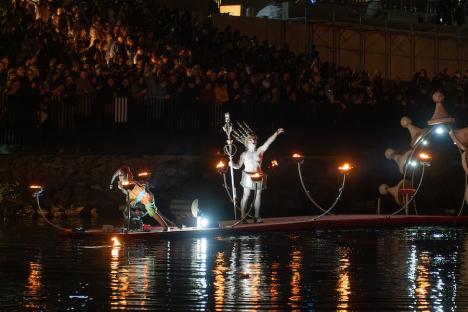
[[270, 160, 279, 167], [418, 152, 431, 161], [250, 172, 264, 182], [338, 163, 353, 173], [292, 153, 303, 159], [121, 181, 129, 186], [216, 160, 226, 169], [29, 185, 42, 189], [138, 171, 150, 177], [111, 237, 121, 247]]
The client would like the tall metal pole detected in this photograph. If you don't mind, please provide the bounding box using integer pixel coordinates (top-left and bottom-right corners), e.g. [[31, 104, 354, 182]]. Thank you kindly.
[[127, 192, 131, 232], [223, 113, 237, 220]]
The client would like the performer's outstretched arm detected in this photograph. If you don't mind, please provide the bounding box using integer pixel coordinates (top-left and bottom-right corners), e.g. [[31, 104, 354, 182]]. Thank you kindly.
[[230, 152, 246, 170], [258, 128, 284, 153]]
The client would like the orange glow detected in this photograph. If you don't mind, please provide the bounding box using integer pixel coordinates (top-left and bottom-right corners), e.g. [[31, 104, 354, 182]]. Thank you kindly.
[[216, 160, 228, 174], [418, 152, 432, 161], [338, 163, 353, 174], [292, 153, 304, 164], [337, 249, 351, 311], [137, 171, 150, 177], [415, 253, 430, 308], [289, 250, 302, 308], [220, 5, 241, 16], [270, 160, 279, 168], [109, 235, 127, 308], [250, 172, 264, 182], [29, 185, 42, 189], [270, 261, 280, 306], [23, 260, 42, 309], [214, 251, 226, 309], [111, 237, 121, 247], [121, 180, 129, 186], [216, 160, 226, 169]]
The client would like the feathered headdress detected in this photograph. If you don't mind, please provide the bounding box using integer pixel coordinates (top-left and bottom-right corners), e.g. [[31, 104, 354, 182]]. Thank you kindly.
[[232, 122, 257, 147]]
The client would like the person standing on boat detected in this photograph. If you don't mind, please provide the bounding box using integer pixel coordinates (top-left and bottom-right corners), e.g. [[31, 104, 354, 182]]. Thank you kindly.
[[110, 166, 168, 230], [230, 125, 284, 223]]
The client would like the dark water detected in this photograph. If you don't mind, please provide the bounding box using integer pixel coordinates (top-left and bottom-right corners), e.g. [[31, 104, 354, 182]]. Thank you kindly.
[[1, 221, 468, 311]]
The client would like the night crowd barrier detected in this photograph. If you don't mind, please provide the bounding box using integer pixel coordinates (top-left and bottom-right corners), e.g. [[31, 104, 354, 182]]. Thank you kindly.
[[0, 95, 288, 145]]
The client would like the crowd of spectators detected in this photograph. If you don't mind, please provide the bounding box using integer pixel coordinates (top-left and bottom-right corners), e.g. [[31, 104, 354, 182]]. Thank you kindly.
[[1, 0, 468, 148], [436, 0, 467, 26]]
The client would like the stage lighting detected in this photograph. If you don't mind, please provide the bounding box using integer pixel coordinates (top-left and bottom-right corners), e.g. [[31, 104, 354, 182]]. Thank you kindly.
[[435, 126, 445, 135]]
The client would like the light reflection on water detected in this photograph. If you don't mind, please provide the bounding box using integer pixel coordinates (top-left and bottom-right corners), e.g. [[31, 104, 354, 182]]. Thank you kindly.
[[289, 249, 302, 310], [337, 248, 350, 312], [24, 258, 42, 310], [1, 223, 468, 310]]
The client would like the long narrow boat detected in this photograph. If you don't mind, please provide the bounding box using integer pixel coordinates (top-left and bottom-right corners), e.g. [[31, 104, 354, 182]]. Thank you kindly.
[[60, 214, 468, 239]]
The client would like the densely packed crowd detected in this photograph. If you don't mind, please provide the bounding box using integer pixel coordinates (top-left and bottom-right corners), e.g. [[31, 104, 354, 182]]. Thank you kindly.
[[436, 0, 466, 26], [1, 0, 467, 140]]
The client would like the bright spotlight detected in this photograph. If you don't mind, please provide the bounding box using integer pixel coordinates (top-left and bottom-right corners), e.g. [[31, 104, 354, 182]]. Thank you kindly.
[[197, 217, 209, 228], [409, 160, 418, 167], [421, 140, 428, 146], [435, 126, 445, 135]]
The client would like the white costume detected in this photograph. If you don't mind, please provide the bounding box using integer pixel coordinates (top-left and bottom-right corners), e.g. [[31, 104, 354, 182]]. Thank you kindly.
[[230, 123, 284, 222]]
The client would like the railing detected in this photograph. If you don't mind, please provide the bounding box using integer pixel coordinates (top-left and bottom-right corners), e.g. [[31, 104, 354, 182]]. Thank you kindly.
[[316, 0, 435, 13], [1, 92, 466, 150], [0, 95, 229, 146], [0, 94, 318, 146], [316, 0, 368, 6]]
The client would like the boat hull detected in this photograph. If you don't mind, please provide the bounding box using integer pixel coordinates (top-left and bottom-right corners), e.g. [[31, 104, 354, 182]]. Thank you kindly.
[[59, 214, 468, 239]]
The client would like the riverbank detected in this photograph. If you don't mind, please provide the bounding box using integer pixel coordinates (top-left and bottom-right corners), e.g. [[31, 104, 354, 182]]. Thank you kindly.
[[0, 149, 464, 221]]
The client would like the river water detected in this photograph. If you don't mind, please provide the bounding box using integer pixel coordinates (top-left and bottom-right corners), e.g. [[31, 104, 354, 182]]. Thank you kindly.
[[1, 220, 468, 311]]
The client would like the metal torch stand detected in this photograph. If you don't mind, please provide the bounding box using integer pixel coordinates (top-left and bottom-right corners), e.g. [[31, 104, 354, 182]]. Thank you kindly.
[[222, 113, 238, 220]]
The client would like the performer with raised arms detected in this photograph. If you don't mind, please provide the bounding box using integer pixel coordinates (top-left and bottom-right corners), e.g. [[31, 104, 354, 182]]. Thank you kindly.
[[230, 123, 284, 223]]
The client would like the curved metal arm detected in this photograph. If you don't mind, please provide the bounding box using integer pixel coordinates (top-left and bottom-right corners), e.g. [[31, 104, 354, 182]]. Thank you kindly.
[[297, 161, 333, 215], [401, 127, 435, 184], [457, 146, 467, 216], [391, 163, 426, 215], [388, 125, 466, 216], [33, 188, 69, 232], [459, 173, 467, 216], [312, 174, 347, 221], [389, 127, 435, 216], [410, 165, 418, 215]]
